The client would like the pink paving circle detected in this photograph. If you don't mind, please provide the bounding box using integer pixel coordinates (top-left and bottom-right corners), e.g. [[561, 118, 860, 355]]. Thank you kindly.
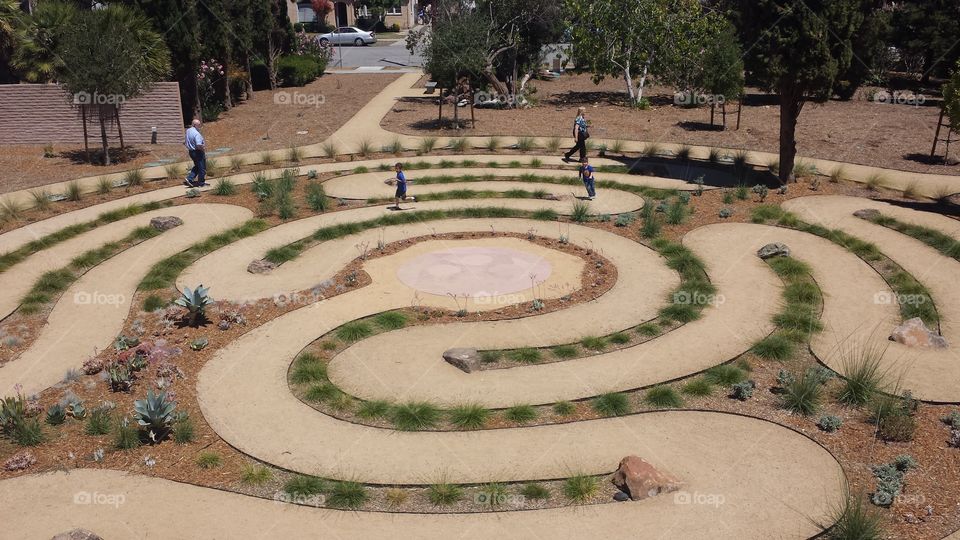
[[396, 246, 553, 298]]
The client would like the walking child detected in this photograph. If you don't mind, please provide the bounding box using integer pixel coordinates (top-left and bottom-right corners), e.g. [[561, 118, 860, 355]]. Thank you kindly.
[[579, 157, 596, 200]]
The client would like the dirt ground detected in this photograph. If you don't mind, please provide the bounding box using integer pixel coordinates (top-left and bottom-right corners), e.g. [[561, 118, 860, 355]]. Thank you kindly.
[[0, 74, 400, 194], [381, 73, 960, 176]]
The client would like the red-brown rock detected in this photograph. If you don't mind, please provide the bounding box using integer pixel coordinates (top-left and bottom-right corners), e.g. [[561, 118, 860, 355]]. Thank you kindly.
[[890, 318, 948, 349], [610, 455, 682, 501]]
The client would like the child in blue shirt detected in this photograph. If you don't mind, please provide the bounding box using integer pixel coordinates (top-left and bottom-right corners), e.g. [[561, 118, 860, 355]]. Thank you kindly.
[[579, 157, 596, 200], [387, 162, 416, 209]]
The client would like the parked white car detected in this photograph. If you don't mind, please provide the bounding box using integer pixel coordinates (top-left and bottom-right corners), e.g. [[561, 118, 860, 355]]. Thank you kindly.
[[317, 27, 377, 46]]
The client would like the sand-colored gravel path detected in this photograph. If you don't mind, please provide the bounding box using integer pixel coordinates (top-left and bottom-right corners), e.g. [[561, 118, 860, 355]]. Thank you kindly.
[[0, 204, 252, 396], [784, 195, 960, 402], [0, 442, 842, 539]]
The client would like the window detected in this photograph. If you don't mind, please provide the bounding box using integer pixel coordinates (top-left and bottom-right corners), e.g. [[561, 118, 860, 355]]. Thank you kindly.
[[386, 5, 402, 15], [296, 1, 316, 22]]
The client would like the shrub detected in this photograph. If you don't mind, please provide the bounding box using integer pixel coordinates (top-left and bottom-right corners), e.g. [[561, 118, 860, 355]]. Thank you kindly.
[[730, 380, 755, 401], [142, 294, 166, 312], [114, 417, 141, 449], [86, 406, 112, 435], [133, 390, 177, 441], [580, 336, 606, 351], [563, 474, 599, 503], [571, 200, 591, 222], [818, 415, 843, 433], [836, 341, 890, 405], [336, 322, 372, 342], [504, 404, 538, 424], [682, 378, 714, 396], [593, 392, 631, 416], [305, 182, 329, 212], [284, 475, 326, 498], [328, 481, 368, 509], [124, 168, 145, 187], [508, 347, 542, 364], [752, 334, 795, 361], [65, 180, 83, 201], [552, 401, 576, 416], [449, 404, 489, 429], [173, 414, 195, 444], [521, 483, 551, 500], [829, 495, 885, 538], [705, 365, 746, 386], [240, 464, 273, 485], [645, 385, 683, 408], [214, 179, 236, 196], [391, 402, 441, 430], [356, 400, 391, 420], [428, 483, 463, 506], [174, 285, 213, 326], [781, 371, 822, 415], [374, 311, 407, 330], [197, 452, 222, 468], [551, 345, 578, 359], [277, 54, 322, 86]]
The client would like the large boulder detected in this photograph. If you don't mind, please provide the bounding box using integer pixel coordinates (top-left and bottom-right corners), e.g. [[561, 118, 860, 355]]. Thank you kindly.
[[757, 242, 790, 259], [890, 317, 948, 349], [149, 216, 184, 231], [443, 348, 481, 373], [610, 455, 682, 501], [247, 259, 277, 275], [51, 530, 102, 540]]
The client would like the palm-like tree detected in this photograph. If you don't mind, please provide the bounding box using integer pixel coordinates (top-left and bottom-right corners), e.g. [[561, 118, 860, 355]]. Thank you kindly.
[[0, 0, 24, 63], [11, 1, 77, 82]]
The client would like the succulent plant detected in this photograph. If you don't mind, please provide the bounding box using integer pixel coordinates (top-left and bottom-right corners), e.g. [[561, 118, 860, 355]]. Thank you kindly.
[[68, 402, 86, 419], [752, 184, 769, 202], [776, 369, 795, 388], [108, 363, 133, 392], [718, 208, 732, 218], [0, 391, 28, 433], [174, 285, 213, 326], [82, 356, 104, 375], [185, 188, 201, 198], [114, 334, 140, 351], [190, 337, 209, 351], [133, 390, 177, 442], [615, 213, 635, 227], [678, 192, 691, 205], [46, 404, 66, 425], [730, 380, 755, 401], [817, 415, 842, 433]]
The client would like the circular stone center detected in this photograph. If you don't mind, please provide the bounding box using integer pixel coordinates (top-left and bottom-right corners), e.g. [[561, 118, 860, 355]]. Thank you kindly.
[[396, 246, 553, 299]]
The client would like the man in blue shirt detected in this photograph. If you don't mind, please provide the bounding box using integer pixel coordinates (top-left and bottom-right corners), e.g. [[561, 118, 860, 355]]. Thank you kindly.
[[579, 157, 596, 200], [387, 162, 416, 210], [184, 118, 207, 187]]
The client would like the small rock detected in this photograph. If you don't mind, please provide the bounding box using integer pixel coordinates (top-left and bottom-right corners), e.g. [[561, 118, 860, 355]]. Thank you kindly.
[[149, 216, 184, 231], [247, 259, 276, 275], [757, 242, 790, 259], [442, 348, 481, 373], [51, 530, 102, 540], [890, 317, 948, 349], [610, 455, 682, 501], [613, 491, 630, 502], [904, 513, 919, 524], [853, 208, 881, 220]]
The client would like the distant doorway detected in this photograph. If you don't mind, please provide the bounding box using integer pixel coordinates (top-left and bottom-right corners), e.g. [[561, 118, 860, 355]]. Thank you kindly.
[[335, 2, 348, 27]]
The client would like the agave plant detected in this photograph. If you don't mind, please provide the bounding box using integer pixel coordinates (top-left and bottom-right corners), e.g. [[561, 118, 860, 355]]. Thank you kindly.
[[174, 285, 213, 326], [0, 392, 27, 432], [46, 404, 66, 425], [133, 390, 177, 442]]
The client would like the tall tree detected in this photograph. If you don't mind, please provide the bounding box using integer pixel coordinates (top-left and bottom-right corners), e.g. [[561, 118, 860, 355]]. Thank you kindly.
[[733, 0, 862, 183], [55, 4, 170, 164], [564, 0, 716, 106], [0, 0, 24, 82], [696, 19, 744, 128], [122, 0, 201, 122], [11, 1, 75, 83], [891, 0, 960, 82], [834, 0, 890, 99]]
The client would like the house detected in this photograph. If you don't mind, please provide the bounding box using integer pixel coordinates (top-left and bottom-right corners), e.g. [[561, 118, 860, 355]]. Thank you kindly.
[[287, 0, 421, 31]]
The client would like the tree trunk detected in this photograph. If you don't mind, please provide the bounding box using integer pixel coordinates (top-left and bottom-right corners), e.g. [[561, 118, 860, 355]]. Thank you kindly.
[[710, 102, 715, 126], [778, 91, 803, 184], [98, 110, 110, 166], [636, 57, 653, 104], [482, 66, 509, 104], [622, 62, 635, 103]]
